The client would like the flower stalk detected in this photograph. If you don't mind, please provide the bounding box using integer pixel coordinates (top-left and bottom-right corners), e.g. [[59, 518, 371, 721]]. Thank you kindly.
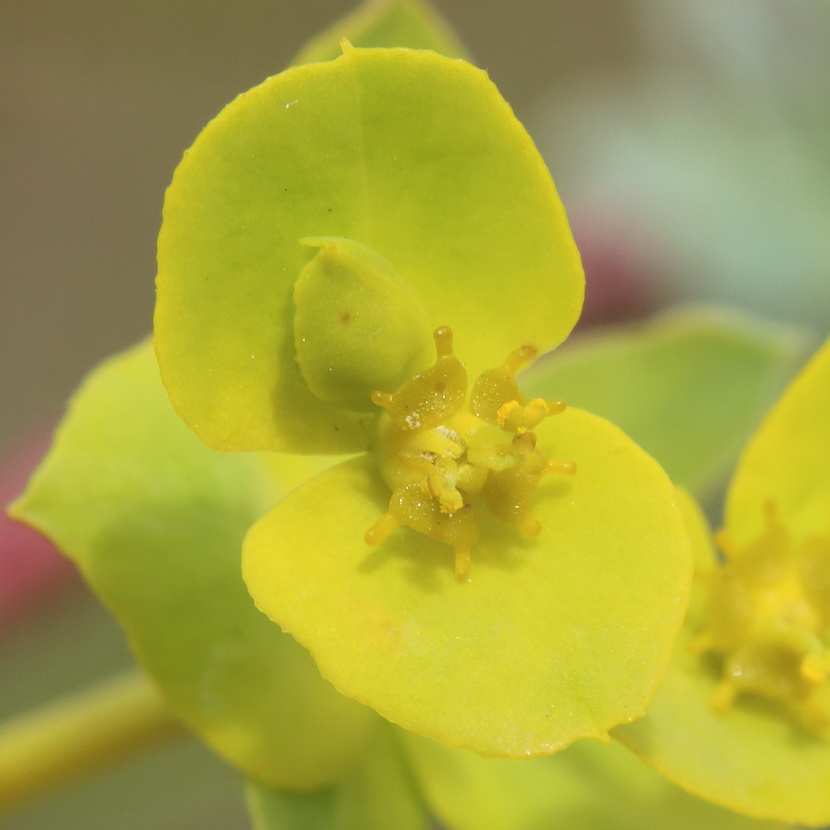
[[0, 669, 182, 813]]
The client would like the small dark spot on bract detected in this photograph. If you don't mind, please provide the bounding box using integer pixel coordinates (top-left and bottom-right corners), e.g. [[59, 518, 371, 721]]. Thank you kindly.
[[333, 424, 339, 431], [434, 381, 445, 393], [340, 311, 352, 324], [327, 207, 333, 212]]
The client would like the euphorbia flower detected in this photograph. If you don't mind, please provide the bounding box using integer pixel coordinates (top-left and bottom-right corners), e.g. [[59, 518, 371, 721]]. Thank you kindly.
[[153, 43, 693, 758], [5, 2, 813, 825], [615, 335, 830, 826], [8, 313, 798, 827]]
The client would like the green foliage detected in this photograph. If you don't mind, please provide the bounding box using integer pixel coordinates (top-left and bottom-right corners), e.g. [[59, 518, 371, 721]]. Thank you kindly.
[[11, 343, 373, 790], [522, 308, 806, 497], [402, 733, 787, 830], [246, 725, 426, 830]]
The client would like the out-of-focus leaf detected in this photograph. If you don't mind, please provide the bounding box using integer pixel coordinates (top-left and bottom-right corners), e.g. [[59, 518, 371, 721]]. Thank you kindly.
[[10, 342, 375, 790], [293, 0, 469, 64], [522, 308, 805, 497], [246, 724, 426, 830], [616, 337, 830, 827], [402, 731, 787, 830]]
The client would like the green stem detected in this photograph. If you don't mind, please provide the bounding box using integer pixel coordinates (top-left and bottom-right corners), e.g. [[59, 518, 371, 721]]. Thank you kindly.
[[0, 668, 184, 813]]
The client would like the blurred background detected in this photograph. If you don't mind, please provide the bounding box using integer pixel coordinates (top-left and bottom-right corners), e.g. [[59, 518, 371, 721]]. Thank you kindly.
[[1, 1, 828, 827]]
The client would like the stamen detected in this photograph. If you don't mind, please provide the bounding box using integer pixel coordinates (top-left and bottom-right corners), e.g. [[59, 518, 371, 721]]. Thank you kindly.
[[367, 327, 574, 580], [497, 397, 566, 433], [694, 502, 830, 731]]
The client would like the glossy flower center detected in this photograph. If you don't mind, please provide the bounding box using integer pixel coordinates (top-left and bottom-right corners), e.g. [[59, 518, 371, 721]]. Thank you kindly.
[[364, 327, 574, 581], [691, 501, 830, 730]]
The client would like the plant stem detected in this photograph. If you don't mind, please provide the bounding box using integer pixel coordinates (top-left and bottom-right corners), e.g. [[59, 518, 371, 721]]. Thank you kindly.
[[0, 668, 184, 813]]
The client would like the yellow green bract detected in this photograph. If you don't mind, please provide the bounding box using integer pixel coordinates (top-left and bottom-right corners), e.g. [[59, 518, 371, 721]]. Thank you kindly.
[[246, 723, 426, 830], [616, 337, 830, 827], [154, 46, 583, 453], [151, 36, 698, 757], [243, 406, 693, 756], [401, 732, 787, 830], [9, 343, 374, 790]]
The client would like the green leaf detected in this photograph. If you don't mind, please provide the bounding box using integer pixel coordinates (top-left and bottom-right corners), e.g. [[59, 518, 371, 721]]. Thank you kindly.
[[243, 408, 693, 757], [521, 308, 806, 497], [402, 732, 787, 830], [155, 47, 583, 453], [246, 724, 426, 830], [293, 0, 470, 64], [10, 342, 375, 790]]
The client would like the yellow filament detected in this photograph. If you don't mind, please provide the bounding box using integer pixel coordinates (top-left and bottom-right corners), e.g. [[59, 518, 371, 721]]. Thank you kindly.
[[364, 513, 401, 546], [455, 549, 472, 582]]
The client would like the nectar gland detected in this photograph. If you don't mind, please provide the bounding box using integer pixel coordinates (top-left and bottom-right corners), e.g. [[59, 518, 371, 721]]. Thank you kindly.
[[690, 501, 830, 731], [364, 327, 575, 582]]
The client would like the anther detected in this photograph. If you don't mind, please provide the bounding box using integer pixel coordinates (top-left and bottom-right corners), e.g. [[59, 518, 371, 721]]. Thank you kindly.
[[498, 397, 567, 433], [545, 459, 576, 476]]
